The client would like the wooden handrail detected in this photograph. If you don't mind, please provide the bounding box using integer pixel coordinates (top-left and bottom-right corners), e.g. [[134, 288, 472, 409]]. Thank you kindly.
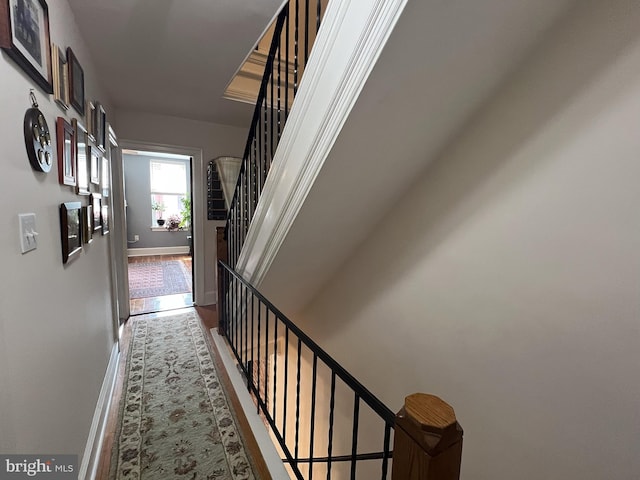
[[392, 393, 463, 480]]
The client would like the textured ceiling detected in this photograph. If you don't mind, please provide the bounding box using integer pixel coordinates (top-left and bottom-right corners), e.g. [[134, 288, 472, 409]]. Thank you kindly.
[[66, 0, 284, 126]]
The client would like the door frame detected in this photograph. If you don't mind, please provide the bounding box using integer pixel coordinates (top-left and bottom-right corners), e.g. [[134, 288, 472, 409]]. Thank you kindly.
[[114, 140, 206, 307]]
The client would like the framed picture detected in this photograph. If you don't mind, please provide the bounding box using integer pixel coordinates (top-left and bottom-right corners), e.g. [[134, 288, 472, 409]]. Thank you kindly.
[[94, 102, 106, 151], [90, 193, 101, 232], [89, 142, 101, 185], [56, 116, 75, 187], [66, 47, 84, 115], [101, 203, 109, 235], [0, 0, 53, 93], [101, 156, 109, 197], [85, 100, 96, 141], [72, 119, 89, 195], [59, 201, 82, 264], [51, 43, 68, 109], [81, 204, 92, 244]]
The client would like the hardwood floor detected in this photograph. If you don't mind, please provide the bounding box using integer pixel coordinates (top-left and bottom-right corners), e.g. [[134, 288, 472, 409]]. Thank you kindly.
[[128, 255, 193, 315], [95, 307, 272, 479]]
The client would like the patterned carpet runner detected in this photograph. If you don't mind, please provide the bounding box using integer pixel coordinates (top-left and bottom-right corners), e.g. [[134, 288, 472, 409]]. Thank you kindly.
[[110, 311, 257, 479], [128, 260, 192, 299]]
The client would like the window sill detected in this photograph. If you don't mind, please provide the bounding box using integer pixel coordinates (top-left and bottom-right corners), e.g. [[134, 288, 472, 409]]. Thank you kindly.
[[150, 226, 189, 232]]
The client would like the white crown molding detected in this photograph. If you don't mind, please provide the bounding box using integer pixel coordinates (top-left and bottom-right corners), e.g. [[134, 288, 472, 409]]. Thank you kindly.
[[235, 0, 408, 285]]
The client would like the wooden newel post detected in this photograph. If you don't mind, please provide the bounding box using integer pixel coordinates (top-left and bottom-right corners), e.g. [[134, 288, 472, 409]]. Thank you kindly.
[[391, 393, 463, 480], [216, 226, 228, 337]]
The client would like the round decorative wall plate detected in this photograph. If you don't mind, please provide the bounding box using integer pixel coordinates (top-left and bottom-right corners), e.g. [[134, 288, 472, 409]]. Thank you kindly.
[[24, 106, 53, 173]]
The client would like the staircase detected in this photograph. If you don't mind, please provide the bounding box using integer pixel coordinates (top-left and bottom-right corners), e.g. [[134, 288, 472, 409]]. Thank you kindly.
[[217, 1, 464, 478]]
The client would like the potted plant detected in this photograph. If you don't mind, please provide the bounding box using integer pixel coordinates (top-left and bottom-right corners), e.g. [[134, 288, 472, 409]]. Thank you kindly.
[[179, 197, 191, 230], [166, 214, 181, 231], [152, 202, 166, 226]]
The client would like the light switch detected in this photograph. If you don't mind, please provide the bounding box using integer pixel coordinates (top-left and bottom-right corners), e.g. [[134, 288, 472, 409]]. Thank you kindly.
[[19, 213, 38, 253]]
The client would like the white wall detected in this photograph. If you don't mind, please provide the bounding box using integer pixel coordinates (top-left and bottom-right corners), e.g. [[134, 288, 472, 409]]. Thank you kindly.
[[0, 0, 114, 460], [297, 1, 640, 478], [114, 110, 247, 304]]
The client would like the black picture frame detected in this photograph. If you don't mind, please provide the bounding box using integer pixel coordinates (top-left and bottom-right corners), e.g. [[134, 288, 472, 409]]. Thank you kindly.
[[90, 193, 101, 232], [94, 102, 106, 151], [60, 201, 82, 264], [0, 0, 53, 93], [81, 204, 92, 244], [66, 46, 84, 115]]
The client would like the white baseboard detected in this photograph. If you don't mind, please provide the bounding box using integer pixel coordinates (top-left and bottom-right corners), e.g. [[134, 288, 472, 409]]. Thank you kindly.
[[127, 246, 190, 257], [79, 343, 119, 480], [211, 329, 290, 479]]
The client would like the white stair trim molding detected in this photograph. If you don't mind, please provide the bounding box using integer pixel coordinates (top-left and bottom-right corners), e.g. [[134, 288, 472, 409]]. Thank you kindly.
[[79, 343, 119, 480], [235, 0, 408, 285]]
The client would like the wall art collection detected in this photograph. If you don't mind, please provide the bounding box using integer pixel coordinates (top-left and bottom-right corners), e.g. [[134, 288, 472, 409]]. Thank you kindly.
[[1, 0, 113, 264]]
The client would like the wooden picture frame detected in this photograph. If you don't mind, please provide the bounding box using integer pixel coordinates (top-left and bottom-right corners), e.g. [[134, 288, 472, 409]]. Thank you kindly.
[[0, 0, 53, 93], [89, 142, 101, 185], [66, 46, 84, 115], [90, 193, 101, 232], [60, 201, 82, 264], [51, 43, 68, 109], [81, 204, 92, 244], [101, 203, 109, 235], [72, 119, 90, 195], [56, 116, 75, 187]]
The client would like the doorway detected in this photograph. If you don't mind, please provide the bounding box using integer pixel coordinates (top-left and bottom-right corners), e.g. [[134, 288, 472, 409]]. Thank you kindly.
[[120, 145, 201, 315]]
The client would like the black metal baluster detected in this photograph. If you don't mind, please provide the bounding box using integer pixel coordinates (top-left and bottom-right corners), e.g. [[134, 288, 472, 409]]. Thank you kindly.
[[294, 0, 299, 95], [253, 135, 258, 210], [283, 325, 289, 443], [263, 95, 268, 177], [308, 353, 318, 480], [350, 394, 360, 480], [231, 276, 235, 353], [251, 296, 255, 395], [240, 281, 245, 368], [327, 371, 336, 480], [248, 291, 253, 389], [381, 423, 392, 480], [265, 309, 270, 407], [305, 0, 310, 63], [294, 338, 302, 463], [285, 7, 290, 120], [257, 298, 262, 413], [272, 316, 278, 423], [277, 31, 282, 144], [317, 0, 321, 33], [270, 57, 274, 161]]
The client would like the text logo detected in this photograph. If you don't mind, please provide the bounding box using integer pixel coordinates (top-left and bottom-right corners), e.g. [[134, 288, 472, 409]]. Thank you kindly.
[[0, 455, 77, 479]]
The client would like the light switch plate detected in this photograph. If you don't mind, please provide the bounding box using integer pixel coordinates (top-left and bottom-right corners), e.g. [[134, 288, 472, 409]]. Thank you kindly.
[[18, 213, 38, 253]]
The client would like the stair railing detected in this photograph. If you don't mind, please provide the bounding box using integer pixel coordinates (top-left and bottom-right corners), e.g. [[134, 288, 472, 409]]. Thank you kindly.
[[218, 259, 464, 479], [226, 0, 326, 268]]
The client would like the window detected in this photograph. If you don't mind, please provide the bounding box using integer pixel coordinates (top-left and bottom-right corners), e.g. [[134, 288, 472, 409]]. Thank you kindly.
[[150, 160, 188, 226]]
